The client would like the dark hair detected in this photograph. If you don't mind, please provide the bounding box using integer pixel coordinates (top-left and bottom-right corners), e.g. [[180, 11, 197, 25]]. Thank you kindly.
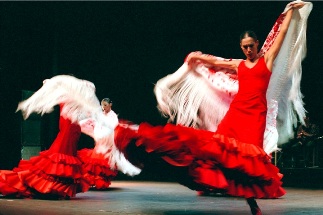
[[240, 30, 258, 42], [101, 98, 112, 104]]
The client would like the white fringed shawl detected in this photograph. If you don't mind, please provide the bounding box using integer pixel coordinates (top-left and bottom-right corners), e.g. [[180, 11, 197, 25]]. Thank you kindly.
[[154, 1, 313, 154], [17, 75, 141, 176]]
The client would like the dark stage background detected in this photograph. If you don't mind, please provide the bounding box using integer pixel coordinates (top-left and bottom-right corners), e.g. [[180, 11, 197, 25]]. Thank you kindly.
[[0, 2, 322, 170]]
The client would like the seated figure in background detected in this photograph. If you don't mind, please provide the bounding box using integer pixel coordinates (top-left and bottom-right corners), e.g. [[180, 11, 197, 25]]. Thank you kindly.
[[282, 115, 321, 168], [295, 116, 320, 167]]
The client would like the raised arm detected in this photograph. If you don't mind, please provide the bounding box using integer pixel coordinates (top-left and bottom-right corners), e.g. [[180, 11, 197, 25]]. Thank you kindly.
[[264, 2, 305, 71], [186, 52, 241, 72]]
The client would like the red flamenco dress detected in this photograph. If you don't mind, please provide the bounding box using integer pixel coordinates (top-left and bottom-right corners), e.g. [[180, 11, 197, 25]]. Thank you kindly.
[[77, 145, 118, 190], [0, 104, 90, 199], [77, 117, 118, 190], [115, 57, 285, 199]]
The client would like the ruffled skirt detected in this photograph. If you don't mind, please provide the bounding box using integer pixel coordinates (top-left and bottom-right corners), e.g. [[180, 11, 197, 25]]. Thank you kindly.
[[0, 116, 90, 199], [78, 148, 118, 189], [0, 150, 90, 199], [115, 122, 285, 199]]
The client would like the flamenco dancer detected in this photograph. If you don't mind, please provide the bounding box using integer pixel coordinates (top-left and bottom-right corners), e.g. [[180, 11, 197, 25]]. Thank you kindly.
[[0, 76, 140, 199], [115, 1, 312, 215], [77, 98, 119, 190]]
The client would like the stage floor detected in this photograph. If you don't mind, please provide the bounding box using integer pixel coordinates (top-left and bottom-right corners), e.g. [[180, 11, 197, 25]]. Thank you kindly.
[[1, 181, 323, 215]]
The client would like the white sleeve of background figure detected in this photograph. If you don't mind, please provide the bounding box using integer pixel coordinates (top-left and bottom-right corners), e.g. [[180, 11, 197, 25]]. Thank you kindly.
[[109, 110, 119, 129]]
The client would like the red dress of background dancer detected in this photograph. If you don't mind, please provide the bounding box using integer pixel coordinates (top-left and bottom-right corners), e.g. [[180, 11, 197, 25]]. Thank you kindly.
[[0, 104, 89, 198]]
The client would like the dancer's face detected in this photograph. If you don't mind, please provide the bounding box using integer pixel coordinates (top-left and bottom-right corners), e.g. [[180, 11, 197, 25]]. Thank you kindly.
[[240, 37, 259, 61], [101, 101, 112, 114]]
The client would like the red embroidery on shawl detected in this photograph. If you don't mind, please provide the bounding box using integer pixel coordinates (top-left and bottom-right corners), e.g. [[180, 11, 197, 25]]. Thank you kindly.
[[258, 13, 286, 57]]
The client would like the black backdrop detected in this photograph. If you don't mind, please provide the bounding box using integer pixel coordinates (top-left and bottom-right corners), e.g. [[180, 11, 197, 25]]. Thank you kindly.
[[0, 1, 322, 169]]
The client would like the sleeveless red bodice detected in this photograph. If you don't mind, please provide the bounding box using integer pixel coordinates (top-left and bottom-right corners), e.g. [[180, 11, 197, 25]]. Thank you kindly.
[[216, 57, 271, 147]]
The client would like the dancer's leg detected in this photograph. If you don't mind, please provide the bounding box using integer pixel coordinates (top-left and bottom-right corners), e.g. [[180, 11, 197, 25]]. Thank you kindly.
[[246, 197, 262, 215]]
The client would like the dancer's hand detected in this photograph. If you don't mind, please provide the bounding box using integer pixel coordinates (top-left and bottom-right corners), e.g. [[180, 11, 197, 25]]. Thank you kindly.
[[42, 79, 49, 85], [185, 51, 202, 65], [289, 1, 305, 10]]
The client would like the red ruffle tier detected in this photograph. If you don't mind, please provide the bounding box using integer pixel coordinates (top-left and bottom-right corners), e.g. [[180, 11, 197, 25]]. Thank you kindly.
[[77, 148, 118, 189], [116, 122, 285, 199], [0, 170, 32, 198], [0, 150, 90, 198]]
